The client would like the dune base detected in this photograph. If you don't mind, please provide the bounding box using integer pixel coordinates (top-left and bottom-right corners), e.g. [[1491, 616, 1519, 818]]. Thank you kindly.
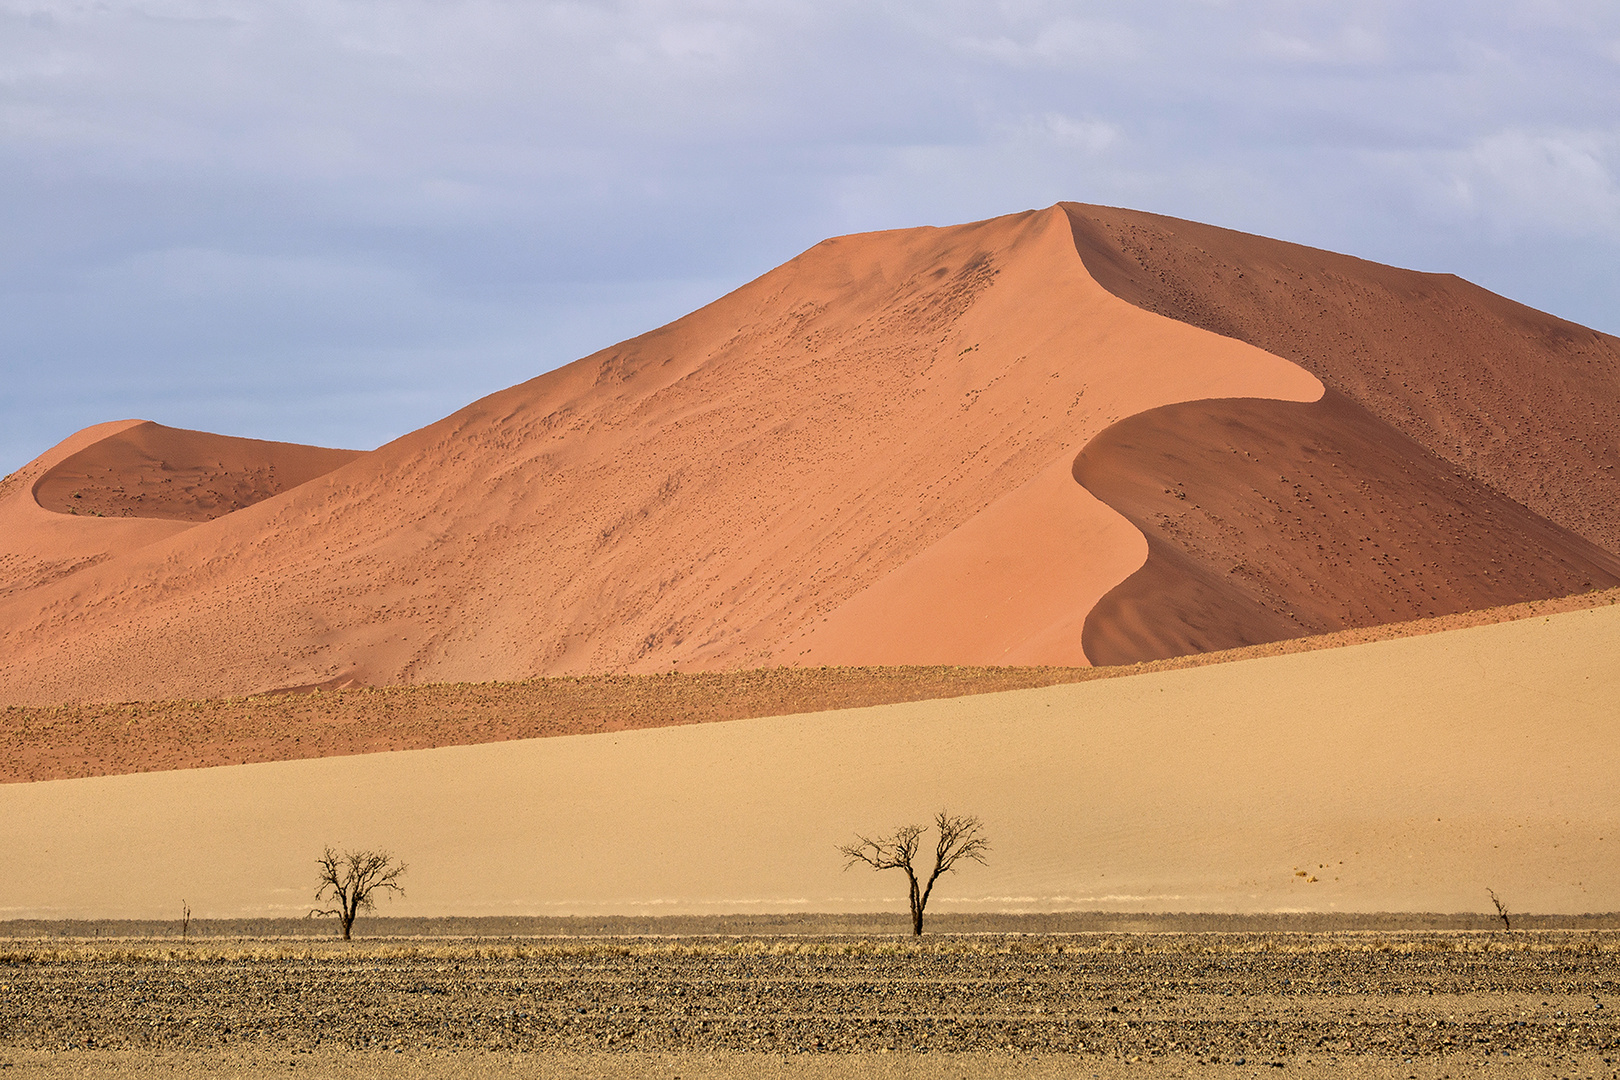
[[2, 604, 1616, 920]]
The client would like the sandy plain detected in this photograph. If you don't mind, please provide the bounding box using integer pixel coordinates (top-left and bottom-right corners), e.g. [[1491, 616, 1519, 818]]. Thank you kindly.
[[3, 602, 1616, 921]]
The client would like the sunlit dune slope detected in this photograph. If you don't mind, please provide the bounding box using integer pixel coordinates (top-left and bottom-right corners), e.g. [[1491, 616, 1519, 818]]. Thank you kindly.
[[0, 206, 1320, 704], [32, 421, 363, 522], [3, 603, 1614, 918]]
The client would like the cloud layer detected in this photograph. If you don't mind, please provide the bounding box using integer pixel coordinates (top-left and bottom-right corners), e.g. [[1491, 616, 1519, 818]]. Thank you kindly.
[[3, 0, 1618, 470]]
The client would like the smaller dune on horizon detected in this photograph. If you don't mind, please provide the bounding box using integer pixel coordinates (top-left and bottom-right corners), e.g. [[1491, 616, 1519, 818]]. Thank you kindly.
[[1, 201, 1618, 710]]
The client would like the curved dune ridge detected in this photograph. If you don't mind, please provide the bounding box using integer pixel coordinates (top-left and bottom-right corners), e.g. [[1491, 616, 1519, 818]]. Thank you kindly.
[[32, 421, 363, 522], [1075, 391, 1620, 664], [0, 202, 1616, 709], [1063, 202, 1620, 554]]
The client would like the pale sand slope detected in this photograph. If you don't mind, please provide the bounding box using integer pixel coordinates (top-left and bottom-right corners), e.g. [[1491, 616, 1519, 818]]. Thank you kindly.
[[2, 605, 1615, 920]]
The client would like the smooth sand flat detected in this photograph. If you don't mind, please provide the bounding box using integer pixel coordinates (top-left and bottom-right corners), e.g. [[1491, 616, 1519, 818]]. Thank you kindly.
[[2, 604, 1615, 920]]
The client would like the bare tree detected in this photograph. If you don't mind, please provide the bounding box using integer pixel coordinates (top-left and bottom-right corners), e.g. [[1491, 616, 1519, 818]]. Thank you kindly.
[[180, 899, 191, 942], [1487, 887, 1512, 931], [839, 811, 989, 935], [311, 847, 407, 940]]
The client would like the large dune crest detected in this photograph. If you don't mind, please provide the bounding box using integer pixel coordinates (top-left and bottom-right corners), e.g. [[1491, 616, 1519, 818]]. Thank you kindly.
[[1, 203, 1617, 705], [1063, 202, 1620, 554]]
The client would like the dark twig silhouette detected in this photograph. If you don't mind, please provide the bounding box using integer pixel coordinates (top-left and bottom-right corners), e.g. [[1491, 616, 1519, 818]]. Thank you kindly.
[[839, 811, 989, 935], [1487, 887, 1512, 931]]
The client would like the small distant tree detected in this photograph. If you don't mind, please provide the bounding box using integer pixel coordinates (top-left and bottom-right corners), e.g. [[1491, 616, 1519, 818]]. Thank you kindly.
[[180, 899, 191, 941], [311, 847, 407, 940], [1487, 887, 1512, 931], [839, 811, 989, 935]]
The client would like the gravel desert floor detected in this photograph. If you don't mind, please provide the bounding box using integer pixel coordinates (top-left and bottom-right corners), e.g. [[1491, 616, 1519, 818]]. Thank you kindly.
[[3, 932, 1618, 1079]]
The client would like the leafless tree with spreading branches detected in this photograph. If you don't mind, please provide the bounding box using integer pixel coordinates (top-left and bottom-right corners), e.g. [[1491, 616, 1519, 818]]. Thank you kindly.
[[310, 847, 407, 940], [839, 811, 989, 935]]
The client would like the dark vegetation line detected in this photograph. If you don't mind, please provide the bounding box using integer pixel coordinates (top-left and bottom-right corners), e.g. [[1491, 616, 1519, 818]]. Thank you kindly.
[[5, 912, 1620, 939]]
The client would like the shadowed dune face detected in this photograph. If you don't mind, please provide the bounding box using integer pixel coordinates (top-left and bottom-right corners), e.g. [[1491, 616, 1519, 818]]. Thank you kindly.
[[1075, 392, 1620, 664], [32, 422, 363, 522], [1063, 203, 1620, 556]]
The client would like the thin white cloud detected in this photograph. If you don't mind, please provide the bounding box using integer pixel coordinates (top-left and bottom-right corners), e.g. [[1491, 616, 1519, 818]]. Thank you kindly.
[[955, 17, 1142, 67], [1254, 24, 1388, 66], [1400, 128, 1620, 238], [1025, 113, 1120, 155]]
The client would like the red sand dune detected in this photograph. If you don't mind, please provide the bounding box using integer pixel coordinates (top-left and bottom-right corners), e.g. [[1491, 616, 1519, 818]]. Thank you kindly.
[[0, 421, 359, 612], [32, 421, 362, 522], [1, 203, 1616, 706]]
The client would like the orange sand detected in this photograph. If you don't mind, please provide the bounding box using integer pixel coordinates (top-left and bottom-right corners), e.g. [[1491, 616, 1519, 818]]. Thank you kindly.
[[1, 204, 1615, 708]]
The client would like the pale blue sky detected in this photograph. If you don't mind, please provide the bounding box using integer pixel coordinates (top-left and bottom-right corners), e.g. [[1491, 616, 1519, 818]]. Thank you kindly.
[[3, 1, 1618, 472]]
